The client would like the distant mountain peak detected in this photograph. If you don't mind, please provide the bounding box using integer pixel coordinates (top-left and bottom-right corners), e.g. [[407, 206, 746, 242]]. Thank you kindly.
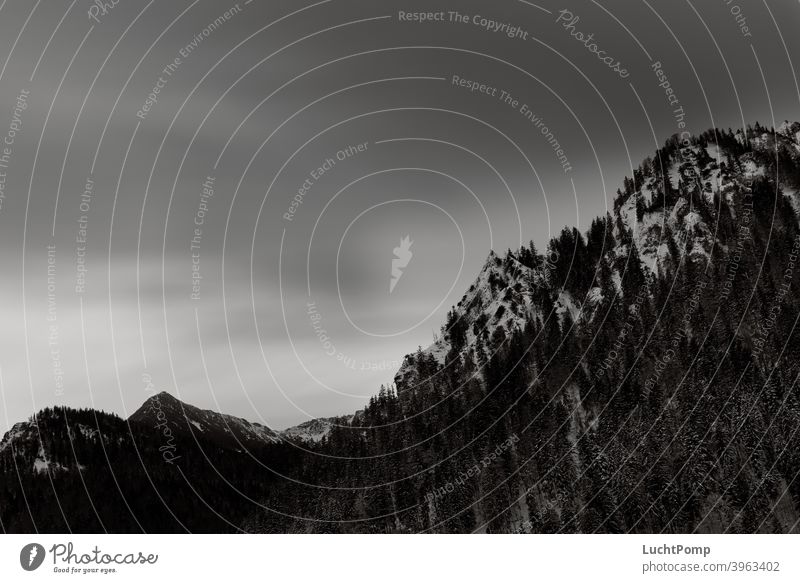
[[281, 415, 354, 443], [129, 392, 282, 451]]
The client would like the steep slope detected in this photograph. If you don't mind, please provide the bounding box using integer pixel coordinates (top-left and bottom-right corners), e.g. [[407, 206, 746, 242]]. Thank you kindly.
[[395, 122, 800, 400], [394, 250, 585, 396]]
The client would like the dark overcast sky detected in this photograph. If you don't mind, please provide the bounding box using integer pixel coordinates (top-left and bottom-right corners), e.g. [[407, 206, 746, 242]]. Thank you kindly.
[[0, 0, 797, 432]]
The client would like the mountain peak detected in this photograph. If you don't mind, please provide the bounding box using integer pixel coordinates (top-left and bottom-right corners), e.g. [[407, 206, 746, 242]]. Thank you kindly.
[[129, 392, 281, 450], [146, 390, 180, 403]]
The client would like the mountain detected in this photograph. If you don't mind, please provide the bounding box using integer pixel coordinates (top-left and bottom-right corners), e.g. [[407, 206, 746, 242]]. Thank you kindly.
[[396, 121, 800, 401], [393, 249, 588, 400], [0, 399, 293, 532], [245, 122, 800, 533], [281, 415, 354, 443], [129, 391, 282, 451], [3, 122, 800, 533]]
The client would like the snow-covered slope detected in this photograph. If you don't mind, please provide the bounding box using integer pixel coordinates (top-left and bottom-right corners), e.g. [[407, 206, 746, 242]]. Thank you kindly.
[[0, 410, 118, 474], [619, 122, 800, 275], [394, 250, 586, 392], [0, 421, 61, 474], [281, 415, 354, 443]]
